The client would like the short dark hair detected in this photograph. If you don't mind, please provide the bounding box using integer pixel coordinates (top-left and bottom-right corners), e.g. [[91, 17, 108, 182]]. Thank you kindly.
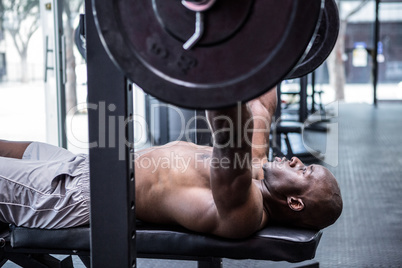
[[273, 172, 343, 230], [297, 191, 343, 230]]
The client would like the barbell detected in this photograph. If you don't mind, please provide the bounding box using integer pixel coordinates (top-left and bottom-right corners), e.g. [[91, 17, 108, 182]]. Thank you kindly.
[[93, 0, 339, 109], [286, 0, 339, 79]]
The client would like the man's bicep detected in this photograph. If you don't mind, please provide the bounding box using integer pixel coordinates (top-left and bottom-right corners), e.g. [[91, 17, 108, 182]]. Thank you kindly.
[[214, 185, 265, 238], [210, 161, 253, 206]]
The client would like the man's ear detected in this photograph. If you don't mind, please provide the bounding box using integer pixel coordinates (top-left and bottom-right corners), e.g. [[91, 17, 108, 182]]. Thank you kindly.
[[287, 197, 305, 211]]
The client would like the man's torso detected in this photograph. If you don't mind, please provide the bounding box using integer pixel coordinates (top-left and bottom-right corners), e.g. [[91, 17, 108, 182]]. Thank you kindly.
[[135, 142, 214, 224], [134, 141, 268, 235]]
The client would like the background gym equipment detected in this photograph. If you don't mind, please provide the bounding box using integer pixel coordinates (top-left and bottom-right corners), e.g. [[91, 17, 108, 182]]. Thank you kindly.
[[93, 0, 330, 109]]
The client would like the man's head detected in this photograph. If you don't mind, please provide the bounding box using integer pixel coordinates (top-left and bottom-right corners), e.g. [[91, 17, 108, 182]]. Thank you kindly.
[[261, 157, 342, 230]]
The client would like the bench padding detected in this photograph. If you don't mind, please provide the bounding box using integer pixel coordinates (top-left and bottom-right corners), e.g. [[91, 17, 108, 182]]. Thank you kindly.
[[10, 222, 322, 263]]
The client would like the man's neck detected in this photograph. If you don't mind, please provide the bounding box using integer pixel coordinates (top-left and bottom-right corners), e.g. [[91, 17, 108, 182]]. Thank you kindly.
[[252, 157, 268, 180], [253, 179, 273, 228]]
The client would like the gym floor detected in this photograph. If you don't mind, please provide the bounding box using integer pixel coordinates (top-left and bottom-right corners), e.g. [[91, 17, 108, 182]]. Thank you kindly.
[[3, 102, 402, 267]]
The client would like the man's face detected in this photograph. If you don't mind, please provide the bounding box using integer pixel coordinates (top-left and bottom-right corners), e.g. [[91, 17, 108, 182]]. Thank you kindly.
[[263, 157, 330, 198]]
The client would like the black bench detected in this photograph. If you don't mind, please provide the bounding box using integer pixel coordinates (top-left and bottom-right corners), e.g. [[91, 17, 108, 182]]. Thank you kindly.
[[0, 221, 322, 267]]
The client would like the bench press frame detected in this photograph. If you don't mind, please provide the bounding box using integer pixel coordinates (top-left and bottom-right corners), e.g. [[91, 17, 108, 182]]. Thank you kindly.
[[0, 222, 322, 267]]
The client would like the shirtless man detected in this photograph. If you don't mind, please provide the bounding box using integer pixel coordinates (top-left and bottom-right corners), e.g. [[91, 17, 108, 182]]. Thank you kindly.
[[134, 89, 342, 238], [0, 88, 342, 238]]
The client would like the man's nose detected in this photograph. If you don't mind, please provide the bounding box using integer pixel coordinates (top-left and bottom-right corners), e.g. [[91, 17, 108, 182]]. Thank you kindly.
[[289, 157, 303, 168]]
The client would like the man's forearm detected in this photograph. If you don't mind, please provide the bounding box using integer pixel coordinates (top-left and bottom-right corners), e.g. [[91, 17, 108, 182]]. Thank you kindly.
[[206, 103, 255, 214], [0, 140, 32, 159], [207, 103, 253, 155], [247, 88, 277, 161]]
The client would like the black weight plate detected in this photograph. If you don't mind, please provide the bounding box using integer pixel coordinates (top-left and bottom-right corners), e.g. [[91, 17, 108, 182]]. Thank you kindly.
[[93, 0, 324, 109], [286, 0, 339, 79]]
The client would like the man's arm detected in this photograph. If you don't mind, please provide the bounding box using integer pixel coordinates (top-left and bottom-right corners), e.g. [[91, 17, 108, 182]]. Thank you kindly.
[[247, 87, 277, 162], [206, 103, 264, 238], [0, 140, 31, 159]]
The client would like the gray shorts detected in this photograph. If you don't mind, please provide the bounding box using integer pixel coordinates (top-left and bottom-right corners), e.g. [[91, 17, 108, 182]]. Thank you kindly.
[[0, 142, 90, 229]]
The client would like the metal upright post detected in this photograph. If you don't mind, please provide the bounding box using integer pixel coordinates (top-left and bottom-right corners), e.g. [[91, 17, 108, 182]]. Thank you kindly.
[[311, 71, 316, 114], [159, 105, 169, 144], [299, 76, 308, 123], [273, 84, 282, 155], [275, 83, 282, 120], [373, 0, 380, 107], [52, 0, 68, 148], [86, 0, 136, 267]]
